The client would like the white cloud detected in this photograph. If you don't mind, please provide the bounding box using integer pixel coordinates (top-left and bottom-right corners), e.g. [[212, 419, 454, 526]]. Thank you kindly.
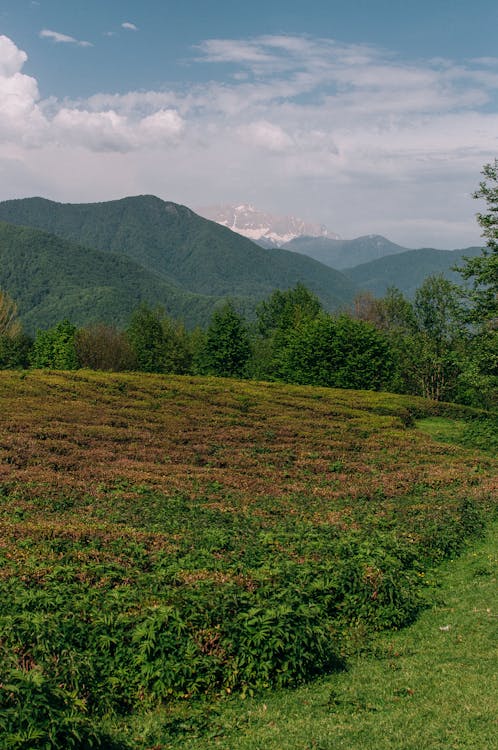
[[39, 29, 93, 47], [239, 121, 293, 152], [0, 36, 184, 153], [122, 22, 138, 31], [0, 35, 28, 76], [2, 32, 498, 246], [51, 107, 184, 151]]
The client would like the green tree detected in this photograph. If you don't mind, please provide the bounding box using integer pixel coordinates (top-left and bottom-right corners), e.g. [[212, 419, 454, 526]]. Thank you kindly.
[[256, 283, 322, 336], [203, 301, 251, 378], [161, 317, 192, 374], [0, 289, 31, 369], [0, 333, 32, 369], [251, 284, 323, 380], [126, 305, 167, 373], [279, 313, 395, 391], [408, 276, 465, 401], [30, 320, 79, 370], [459, 159, 498, 327], [453, 161, 498, 406]]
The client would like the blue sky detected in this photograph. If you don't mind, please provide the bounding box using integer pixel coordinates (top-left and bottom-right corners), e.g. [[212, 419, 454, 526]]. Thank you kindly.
[[1, 0, 498, 246]]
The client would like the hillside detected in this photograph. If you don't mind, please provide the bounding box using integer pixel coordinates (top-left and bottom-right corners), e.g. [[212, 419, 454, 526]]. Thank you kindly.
[[283, 234, 407, 269], [0, 370, 495, 747], [0, 195, 356, 312], [344, 245, 482, 297], [0, 221, 218, 333]]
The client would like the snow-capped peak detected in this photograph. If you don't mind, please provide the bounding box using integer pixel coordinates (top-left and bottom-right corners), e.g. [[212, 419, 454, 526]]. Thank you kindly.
[[196, 204, 339, 247]]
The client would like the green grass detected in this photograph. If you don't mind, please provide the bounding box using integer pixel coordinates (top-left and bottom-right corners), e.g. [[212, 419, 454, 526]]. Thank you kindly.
[[158, 521, 498, 750], [417, 415, 498, 454]]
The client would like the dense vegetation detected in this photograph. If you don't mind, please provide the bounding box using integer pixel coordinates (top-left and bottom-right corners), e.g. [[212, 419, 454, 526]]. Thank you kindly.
[[0, 370, 496, 747], [0, 221, 222, 332]]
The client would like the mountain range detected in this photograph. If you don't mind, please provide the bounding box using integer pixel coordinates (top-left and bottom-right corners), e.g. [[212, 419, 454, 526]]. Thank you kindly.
[[0, 195, 481, 334], [197, 203, 340, 248], [0, 196, 354, 333], [281, 234, 408, 269], [343, 245, 481, 298]]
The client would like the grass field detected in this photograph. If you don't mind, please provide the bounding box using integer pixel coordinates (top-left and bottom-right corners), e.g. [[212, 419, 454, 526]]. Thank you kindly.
[[179, 521, 498, 750], [0, 370, 496, 748]]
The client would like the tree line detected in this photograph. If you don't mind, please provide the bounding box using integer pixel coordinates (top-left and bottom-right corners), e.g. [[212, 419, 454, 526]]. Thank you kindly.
[[1, 162, 496, 408]]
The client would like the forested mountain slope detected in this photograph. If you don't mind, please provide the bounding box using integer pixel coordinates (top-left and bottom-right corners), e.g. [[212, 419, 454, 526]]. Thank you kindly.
[[344, 245, 482, 297], [0, 221, 217, 333], [0, 195, 356, 310]]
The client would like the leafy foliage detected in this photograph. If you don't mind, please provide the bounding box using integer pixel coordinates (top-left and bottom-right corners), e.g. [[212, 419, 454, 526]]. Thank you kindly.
[[277, 313, 395, 390], [75, 323, 136, 372], [460, 159, 498, 326], [0, 333, 32, 369], [203, 301, 251, 377], [30, 320, 79, 370], [0, 288, 22, 337]]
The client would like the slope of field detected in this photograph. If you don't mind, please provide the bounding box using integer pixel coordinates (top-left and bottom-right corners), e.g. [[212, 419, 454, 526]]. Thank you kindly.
[[0, 371, 496, 748]]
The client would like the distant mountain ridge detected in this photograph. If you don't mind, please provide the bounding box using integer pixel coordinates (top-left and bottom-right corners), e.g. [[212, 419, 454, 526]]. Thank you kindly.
[[282, 235, 409, 269], [0, 195, 356, 330], [0, 195, 482, 333], [197, 203, 340, 248], [344, 246, 482, 297]]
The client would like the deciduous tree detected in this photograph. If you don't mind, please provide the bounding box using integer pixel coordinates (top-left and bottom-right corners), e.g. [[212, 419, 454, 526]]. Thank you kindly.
[[0, 289, 21, 338], [203, 301, 251, 378]]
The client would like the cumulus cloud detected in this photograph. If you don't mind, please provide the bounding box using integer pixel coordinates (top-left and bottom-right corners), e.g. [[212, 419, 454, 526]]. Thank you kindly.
[[0, 36, 183, 153], [52, 107, 184, 151], [239, 121, 293, 152], [0, 35, 28, 76], [2, 32, 498, 246], [39, 29, 93, 47]]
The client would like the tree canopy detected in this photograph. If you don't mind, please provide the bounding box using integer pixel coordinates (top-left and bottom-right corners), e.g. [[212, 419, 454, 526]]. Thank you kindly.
[[459, 159, 498, 327]]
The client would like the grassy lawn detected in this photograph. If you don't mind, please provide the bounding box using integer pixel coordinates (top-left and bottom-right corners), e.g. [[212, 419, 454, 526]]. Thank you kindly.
[[174, 522, 498, 750]]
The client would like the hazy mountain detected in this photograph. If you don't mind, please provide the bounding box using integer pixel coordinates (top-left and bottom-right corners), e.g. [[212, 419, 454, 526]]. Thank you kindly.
[[197, 203, 340, 247], [0, 221, 219, 333], [0, 195, 356, 322], [344, 246, 482, 297], [282, 234, 408, 270]]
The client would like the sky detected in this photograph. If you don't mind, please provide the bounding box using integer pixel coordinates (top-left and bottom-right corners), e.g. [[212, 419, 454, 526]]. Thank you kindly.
[[2, 1, 498, 248]]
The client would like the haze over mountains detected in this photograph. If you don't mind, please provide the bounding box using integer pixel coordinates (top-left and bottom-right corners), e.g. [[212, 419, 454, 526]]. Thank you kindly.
[[282, 235, 408, 270], [0, 195, 481, 333]]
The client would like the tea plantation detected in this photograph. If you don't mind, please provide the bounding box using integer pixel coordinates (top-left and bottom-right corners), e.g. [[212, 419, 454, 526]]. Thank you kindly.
[[0, 370, 496, 748]]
